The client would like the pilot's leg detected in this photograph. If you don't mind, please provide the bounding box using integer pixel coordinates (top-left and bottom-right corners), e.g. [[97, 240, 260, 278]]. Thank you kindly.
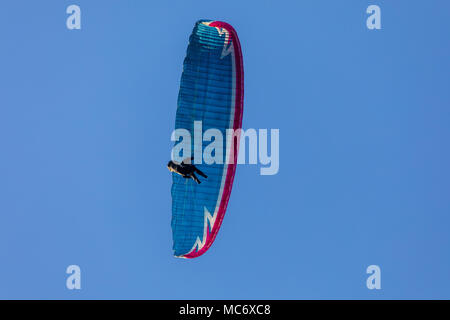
[[191, 173, 201, 184], [194, 167, 207, 179]]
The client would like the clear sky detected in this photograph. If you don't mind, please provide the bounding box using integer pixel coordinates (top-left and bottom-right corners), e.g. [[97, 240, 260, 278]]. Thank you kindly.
[[1, 0, 449, 299]]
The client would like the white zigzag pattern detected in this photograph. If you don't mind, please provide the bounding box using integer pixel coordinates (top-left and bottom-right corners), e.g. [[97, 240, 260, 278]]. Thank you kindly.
[[181, 206, 217, 257]]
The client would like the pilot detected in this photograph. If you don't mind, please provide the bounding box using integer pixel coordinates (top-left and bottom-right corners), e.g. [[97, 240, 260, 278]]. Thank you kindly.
[[167, 157, 208, 184]]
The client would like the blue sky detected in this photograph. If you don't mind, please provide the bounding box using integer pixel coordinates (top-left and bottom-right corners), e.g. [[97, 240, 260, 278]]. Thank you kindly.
[[1, 0, 449, 299]]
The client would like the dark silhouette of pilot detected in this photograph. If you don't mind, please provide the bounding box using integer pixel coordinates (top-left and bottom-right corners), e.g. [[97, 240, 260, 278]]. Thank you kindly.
[[167, 157, 208, 184]]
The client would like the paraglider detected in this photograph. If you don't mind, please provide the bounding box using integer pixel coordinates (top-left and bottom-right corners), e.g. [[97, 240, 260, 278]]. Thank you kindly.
[[169, 20, 244, 258]]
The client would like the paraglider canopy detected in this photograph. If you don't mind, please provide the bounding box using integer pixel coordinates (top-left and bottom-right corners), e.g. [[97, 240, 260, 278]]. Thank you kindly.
[[170, 20, 244, 258]]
